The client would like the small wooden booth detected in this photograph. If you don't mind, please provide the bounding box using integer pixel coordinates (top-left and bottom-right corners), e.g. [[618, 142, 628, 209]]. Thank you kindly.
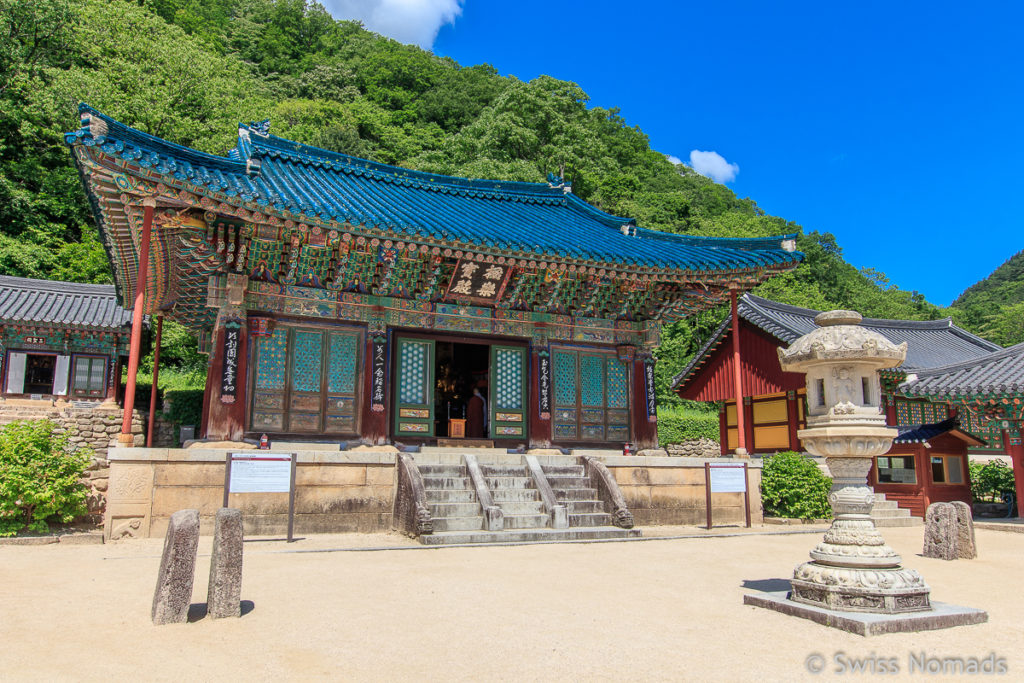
[[868, 418, 980, 517]]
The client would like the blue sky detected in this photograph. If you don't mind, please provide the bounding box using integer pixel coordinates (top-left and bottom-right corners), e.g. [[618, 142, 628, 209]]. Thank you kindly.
[[325, 1, 1022, 307]]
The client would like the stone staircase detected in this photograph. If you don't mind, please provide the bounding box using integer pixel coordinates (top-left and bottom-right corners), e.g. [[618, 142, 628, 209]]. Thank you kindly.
[[414, 455, 641, 545], [871, 493, 922, 527]]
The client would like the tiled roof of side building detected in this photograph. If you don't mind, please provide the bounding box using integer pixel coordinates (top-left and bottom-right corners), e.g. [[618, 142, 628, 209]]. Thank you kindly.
[[0, 276, 133, 329], [672, 294, 1001, 389], [65, 105, 802, 273], [900, 342, 1024, 398]]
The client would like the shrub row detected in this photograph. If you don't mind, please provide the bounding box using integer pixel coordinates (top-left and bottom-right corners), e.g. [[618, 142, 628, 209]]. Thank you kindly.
[[657, 407, 720, 446]]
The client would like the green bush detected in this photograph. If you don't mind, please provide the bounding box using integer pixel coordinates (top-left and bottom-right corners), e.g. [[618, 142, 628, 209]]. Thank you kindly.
[[165, 389, 205, 428], [0, 420, 90, 537], [761, 451, 833, 520], [657, 406, 720, 446], [970, 460, 1016, 503]]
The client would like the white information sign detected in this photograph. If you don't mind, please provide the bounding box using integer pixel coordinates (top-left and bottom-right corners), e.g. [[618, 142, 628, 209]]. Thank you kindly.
[[229, 453, 293, 493], [709, 464, 747, 493]]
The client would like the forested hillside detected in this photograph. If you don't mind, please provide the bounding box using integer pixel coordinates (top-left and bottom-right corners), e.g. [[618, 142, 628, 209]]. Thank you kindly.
[[951, 251, 1024, 347], [0, 0, 993, 401]]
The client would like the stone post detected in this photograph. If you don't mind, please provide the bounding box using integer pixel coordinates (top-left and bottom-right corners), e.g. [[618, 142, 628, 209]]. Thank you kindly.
[[151, 509, 200, 625], [208, 508, 244, 619], [778, 310, 930, 614]]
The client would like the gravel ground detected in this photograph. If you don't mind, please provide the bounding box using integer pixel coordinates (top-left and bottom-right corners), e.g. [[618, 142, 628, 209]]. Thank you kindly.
[[0, 525, 1019, 681]]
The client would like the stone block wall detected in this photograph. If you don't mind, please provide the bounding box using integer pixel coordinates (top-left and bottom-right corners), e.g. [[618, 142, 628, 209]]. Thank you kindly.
[[605, 458, 763, 527], [665, 438, 722, 458], [106, 449, 396, 540]]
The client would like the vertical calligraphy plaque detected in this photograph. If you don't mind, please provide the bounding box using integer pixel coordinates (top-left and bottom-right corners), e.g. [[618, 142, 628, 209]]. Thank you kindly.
[[537, 347, 552, 420], [370, 336, 387, 413], [643, 359, 657, 422], [220, 320, 241, 404]]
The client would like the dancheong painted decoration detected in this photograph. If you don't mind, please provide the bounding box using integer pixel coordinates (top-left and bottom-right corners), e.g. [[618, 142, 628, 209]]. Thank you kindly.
[[66, 104, 803, 449]]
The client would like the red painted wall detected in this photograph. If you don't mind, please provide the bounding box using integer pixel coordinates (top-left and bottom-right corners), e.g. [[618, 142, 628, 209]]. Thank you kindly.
[[677, 322, 804, 402]]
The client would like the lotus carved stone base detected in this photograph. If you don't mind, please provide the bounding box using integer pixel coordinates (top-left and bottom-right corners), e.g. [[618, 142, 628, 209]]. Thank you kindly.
[[791, 562, 931, 614]]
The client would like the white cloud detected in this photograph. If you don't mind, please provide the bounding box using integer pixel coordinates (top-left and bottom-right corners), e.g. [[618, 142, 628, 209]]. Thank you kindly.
[[665, 154, 683, 166], [322, 0, 464, 49], [688, 149, 739, 184]]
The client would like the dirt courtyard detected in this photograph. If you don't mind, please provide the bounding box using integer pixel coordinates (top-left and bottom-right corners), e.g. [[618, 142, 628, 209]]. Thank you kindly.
[[1, 525, 1021, 681]]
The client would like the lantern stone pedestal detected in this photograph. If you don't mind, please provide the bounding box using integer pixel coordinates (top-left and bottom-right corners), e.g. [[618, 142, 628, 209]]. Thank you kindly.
[[743, 310, 987, 634]]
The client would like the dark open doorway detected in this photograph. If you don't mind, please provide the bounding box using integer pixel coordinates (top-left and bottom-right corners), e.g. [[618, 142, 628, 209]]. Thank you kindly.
[[435, 341, 489, 438], [25, 354, 55, 394]]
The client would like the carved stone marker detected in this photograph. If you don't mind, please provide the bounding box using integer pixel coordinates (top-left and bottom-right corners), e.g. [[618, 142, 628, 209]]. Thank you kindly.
[[952, 501, 977, 559], [923, 503, 958, 560], [208, 508, 244, 619], [151, 509, 200, 625]]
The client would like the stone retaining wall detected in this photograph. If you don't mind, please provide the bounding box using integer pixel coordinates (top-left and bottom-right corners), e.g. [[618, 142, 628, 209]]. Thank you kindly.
[[105, 450, 762, 538], [666, 438, 721, 458]]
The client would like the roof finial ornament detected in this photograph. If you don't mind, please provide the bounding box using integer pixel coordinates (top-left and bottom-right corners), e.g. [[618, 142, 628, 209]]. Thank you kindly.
[[249, 119, 271, 137]]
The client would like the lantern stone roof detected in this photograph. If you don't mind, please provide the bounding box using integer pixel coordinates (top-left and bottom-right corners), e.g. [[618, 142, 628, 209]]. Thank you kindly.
[[0, 276, 132, 329], [672, 294, 1000, 390], [65, 105, 801, 273], [899, 342, 1024, 399]]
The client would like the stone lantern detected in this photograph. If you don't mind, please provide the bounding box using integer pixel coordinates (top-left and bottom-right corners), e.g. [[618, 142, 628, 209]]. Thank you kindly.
[[777, 310, 931, 614]]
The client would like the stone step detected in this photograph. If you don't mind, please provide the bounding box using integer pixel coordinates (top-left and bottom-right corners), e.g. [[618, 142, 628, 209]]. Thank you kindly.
[[430, 516, 484, 532], [417, 464, 467, 476], [544, 476, 591, 488], [562, 500, 606, 514], [480, 465, 529, 477], [491, 489, 541, 503], [554, 488, 600, 501], [542, 465, 585, 477], [429, 502, 483, 518], [419, 527, 642, 546], [871, 500, 900, 510], [872, 508, 913, 518], [421, 476, 472, 490], [424, 489, 479, 503], [485, 476, 534, 490], [502, 514, 552, 530], [874, 516, 923, 527], [570, 512, 612, 527], [495, 501, 546, 516]]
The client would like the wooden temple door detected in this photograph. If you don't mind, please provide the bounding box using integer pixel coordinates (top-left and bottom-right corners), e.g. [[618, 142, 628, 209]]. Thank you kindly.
[[394, 337, 435, 437], [489, 345, 527, 440]]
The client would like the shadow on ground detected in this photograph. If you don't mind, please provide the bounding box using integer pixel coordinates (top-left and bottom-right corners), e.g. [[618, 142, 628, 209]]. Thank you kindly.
[[187, 600, 255, 622], [741, 578, 791, 593]]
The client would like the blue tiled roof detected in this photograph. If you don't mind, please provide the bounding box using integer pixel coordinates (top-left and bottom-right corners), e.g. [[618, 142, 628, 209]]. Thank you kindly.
[[66, 105, 802, 272], [894, 418, 984, 446]]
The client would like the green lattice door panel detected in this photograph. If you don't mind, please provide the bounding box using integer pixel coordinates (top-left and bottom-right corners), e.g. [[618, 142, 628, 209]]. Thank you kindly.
[[249, 325, 362, 435], [251, 328, 289, 432], [394, 337, 434, 437], [326, 331, 360, 432], [490, 345, 527, 439], [551, 347, 631, 443], [288, 329, 325, 432]]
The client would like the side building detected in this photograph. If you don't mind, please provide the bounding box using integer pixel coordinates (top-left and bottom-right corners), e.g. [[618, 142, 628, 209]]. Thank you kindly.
[[672, 294, 1002, 516], [0, 276, 132, 402]]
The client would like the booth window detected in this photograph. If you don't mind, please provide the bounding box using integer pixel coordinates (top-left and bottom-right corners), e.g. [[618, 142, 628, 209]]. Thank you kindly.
[[876, 455, 916, 484], [931, 455, 964, 484], [72, 356, 107, 398]]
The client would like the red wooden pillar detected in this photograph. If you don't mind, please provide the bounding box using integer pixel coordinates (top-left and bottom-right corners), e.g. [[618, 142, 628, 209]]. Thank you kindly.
[[528, 343, 552, 449], [1004, 429, 1024, 518], [743, 396, 756, 453], [631, 356, 658, 451], [730, 288, 747, 455], [885, 395, 898, 426], [119, 199, 155, 445], [786, 390, 801, 451], [146, 315, 163, 447], [361, 331, 388, 445], [202, 315, 248, 441]]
